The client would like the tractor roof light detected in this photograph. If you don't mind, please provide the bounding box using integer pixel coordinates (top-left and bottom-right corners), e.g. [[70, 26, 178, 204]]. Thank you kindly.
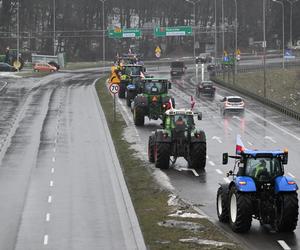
[[239, 181, 247, 185], [288, 181, 295, 185], [284, 148, 288, 154]]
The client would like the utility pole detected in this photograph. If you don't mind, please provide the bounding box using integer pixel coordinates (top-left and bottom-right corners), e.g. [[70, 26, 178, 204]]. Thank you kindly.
[[17, 0, 20, 71], [100, 0, 106, 68], [263, 0, 267, 98], [214, 0, 218, 60], [287, 0, 298, 48], [53, 0, 56, 55], [234, 0, 238, 75], [222, 0, 225, 55]]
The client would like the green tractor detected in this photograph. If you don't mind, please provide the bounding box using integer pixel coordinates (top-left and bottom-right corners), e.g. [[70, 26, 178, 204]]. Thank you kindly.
[[132, 78, 175, 126], [148, 109, 206, 170], [0, 48, 24, 70]]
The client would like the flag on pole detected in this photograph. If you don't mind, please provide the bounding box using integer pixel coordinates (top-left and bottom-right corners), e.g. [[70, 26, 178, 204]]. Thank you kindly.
[[140, 71, 145, 79], [190, 96, 195, 110], [236, 134, 246, 155], [168, 98, 174, 110]]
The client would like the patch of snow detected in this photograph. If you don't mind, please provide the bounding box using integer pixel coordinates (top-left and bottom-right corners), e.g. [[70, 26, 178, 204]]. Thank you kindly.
[[153, 170, 175, 191], [179, 237, 235, 247], [167, 194, 179, 206], [169, 210, 207, 219]]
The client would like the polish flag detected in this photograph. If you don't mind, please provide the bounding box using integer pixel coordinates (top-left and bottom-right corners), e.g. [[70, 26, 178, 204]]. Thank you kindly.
[[236, 134, 245, 154], [168, 98, 174, 110], [190, 96, 195, 110], [140, 71, 145, 79]]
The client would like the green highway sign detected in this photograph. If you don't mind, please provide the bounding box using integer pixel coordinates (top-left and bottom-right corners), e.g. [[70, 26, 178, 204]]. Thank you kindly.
[[108, 28, 141, 38], [154, 26, 193, 37]]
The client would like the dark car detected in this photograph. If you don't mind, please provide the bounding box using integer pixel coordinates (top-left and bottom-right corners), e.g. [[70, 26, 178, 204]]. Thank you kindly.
[[170, 61, 186, 76], [196, 81, 216, 97], [0, 62, 17, 72], [48, 61, 60, 71]]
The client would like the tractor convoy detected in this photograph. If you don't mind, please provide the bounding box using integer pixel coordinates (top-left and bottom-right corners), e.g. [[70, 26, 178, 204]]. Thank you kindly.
[[109, 53, 299, 234]]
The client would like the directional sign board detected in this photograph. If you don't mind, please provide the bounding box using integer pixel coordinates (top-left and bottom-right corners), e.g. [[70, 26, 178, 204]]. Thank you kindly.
[[109, 83, 120, 95], [154, 26, 192, 37], [109, 28, 141, 38]]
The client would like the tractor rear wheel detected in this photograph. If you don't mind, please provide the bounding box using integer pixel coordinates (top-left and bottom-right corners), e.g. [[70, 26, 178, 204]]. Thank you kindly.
[[133, 107, 144, 126], [126, 92, 133, 107], [190, 142, 206, 169], [229, 187, 252, 233], [154, 143, 170, 169], [148, 136, 155, 163], [217, 186, 229, 223], [275, 192, 298, 232]]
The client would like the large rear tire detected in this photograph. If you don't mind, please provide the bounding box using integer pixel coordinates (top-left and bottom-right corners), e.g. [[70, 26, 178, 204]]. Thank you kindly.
[[190, 142, 206, 169], [148, 136, 155, 163], [118, 82, 126, 98], [275, 192, 298, 232], [155, 143, 170, 169], [126, 92, 133, 107], [229, 187, 252, 233], [217, 186, 229, 223], [133, 106, 144, 126]]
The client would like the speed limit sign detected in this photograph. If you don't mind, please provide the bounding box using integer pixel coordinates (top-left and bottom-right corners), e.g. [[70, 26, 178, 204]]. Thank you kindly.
[[109, 83, 120, 95]]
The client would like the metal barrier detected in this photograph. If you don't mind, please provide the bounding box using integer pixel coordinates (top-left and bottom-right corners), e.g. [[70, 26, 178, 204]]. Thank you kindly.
[[212, 77, 300, 121]]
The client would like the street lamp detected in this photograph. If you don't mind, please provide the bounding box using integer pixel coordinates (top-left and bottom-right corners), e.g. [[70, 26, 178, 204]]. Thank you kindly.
[[272, 0, 285, 69], [17, 0, 20, 71], [99, 0, 106, 68], [221, 0, 225, 55], [262, 0, 267, 98], [287, 0, 298, 47], [214, 0, 217, 59], [185, 0, 200, 60], [234, 0, 238, 75], [53, 0, 56, 55]]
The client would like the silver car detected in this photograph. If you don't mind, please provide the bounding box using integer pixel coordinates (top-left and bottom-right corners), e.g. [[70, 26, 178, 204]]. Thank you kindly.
[[220, 96, 245, 115]]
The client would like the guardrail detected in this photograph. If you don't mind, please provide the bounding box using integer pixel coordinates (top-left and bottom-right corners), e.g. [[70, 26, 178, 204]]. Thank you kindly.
[[211, 77, 300, 121]]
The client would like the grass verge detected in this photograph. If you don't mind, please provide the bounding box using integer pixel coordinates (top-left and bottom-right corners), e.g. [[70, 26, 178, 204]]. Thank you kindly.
[[95, 78, 242, 250]]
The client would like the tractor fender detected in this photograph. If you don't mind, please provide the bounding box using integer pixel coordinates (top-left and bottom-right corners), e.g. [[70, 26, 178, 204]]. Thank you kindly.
[[155, 130, 172, 143], [134, 95, 148, 108], [275, 176, 298, 194], [218, 183, 230, 194], [191, 130, 206, 143], [232, 176, 256, 192]]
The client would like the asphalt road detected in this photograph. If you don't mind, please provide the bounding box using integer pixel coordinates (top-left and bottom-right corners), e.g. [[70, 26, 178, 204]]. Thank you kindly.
[[117, 65, 300, 250], [0, 72, 145, 250]]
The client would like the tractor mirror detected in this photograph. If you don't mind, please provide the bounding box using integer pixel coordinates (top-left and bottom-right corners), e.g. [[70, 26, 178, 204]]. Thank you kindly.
[[222, 153, 228, 165], [282, 152, 288, 164], [168, 82, 172, 89], [197, 112, 202, 120]]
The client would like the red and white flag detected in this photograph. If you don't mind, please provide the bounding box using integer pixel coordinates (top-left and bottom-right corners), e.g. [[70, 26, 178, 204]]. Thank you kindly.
[[140, 71, 145, 79], [168, 98, 174, 110], [236, 134, 246, 155], [190, 96, 195, 110]]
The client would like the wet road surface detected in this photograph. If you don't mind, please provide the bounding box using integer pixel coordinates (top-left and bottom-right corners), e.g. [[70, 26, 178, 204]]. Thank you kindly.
[[117, 66, 300, 250], [0, 73, 145, 250]]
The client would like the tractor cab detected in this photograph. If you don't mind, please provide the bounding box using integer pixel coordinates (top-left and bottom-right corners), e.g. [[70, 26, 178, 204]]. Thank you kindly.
[[141, 78, 170, 95], [122, 64, 145, 78]]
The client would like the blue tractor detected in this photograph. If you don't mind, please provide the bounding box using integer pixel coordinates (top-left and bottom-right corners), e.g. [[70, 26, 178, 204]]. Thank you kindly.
[[217, 135, 298, 233]]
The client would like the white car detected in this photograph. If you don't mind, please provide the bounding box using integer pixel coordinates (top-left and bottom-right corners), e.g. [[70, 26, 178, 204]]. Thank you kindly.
[[220, 96, 245, 115]]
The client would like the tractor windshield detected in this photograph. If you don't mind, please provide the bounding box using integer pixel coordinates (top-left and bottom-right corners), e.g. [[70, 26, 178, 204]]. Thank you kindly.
[[174, 114, 194, 128], [143, 80, 168, 94], [245, 157, 283, 181], [125, 66, 143, 76]]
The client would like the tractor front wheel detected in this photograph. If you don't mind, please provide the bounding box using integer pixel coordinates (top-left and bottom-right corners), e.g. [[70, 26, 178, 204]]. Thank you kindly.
[[275, 192, 298, 232], [217, 186, 229, 223], [229, 187, 252, 233], [148, 136, 155, 163]]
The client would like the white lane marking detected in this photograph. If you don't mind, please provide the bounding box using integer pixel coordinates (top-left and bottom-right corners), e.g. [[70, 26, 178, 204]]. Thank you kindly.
[[288, 172, 296, 179], [53, 148, 56, 153], [52, 157, 56, 162], [54, 139, 57, 144], [277, 240, 291, 250], [43, 235, 49, 245], [223, 177, 231, 184], [247, 141, 253, 146], [191, 169, 199, 177], [48, 196, 52, 203], [216, 169, 223, 175], [209, 161, 216, 166], [212, 136, 223, 143], [50, 180, 54, 187], [206, 155, 209, 159], [232, 116, 241, 121], [246, 108, 300, 142], [51, 168, 54, 173], [264, 136, 277, 143], [228, 127, 233, 131], [46, 213, 50, 222]]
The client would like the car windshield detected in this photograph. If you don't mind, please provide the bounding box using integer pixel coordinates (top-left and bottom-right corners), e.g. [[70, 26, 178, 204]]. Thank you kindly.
[[171, 62, 184, 68], [245, 157, 282, 180], [228, 98, 242, 103]]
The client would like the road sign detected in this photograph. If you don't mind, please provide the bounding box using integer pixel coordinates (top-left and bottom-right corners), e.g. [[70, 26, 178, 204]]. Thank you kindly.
[[155, 52, 161, 58], [155, 46, 161, 53], [154, 26, 192, 37], [109, 28, 142, 38], [109, 83, 120, 94]]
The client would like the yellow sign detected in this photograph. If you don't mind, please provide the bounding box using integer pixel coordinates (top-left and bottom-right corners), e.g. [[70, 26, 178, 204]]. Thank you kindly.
[[236, 49, 241, 55], [114, 27, 122, 33], [155, 46, 161, 53]]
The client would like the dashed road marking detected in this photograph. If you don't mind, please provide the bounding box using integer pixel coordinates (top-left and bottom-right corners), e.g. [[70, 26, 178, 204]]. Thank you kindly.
[[212, 136, 223, 144], [206, 155, 209, 159], [247, 141, 253, 146], [43, 235, 48, 245], [288, 172, 296, 179], [54, 139, 57, 144], [228, 127, 233, 131], [46, 213, 50, 222], [191, 169, 199, 177], [52, 157, 56, 162], [48, 196, 52, 203], [223, 177, 231, 184], [216, 169, 223, 175], [51, 168, 54, 174], [53, 148, 56, 153], [277, 240, 291, 250], [264, 136, 277, 143], [209, 161, 215, 166], [50, 180, 54, 187]]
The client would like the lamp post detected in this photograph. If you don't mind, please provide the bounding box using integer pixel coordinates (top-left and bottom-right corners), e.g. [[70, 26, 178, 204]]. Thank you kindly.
[[263, 0, 267, 98], [99, 0, 106, 68], [222, 0, 225, 55], [185, 0, 200, 60], [234, 0, 238, 75], [272, 0, 285, 69], [287, 0, 298, 47], [214, 0, 217, 59], [17, 0, 20, 71], [53, 0, 56, 55]]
